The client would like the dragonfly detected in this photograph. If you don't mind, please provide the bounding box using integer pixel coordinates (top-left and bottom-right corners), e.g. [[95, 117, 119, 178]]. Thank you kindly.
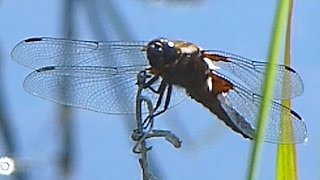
[[11, 37, 307, 144]]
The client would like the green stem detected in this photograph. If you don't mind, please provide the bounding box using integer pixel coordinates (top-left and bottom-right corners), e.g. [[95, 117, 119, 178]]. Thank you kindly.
[[247, 1, 291, 179]]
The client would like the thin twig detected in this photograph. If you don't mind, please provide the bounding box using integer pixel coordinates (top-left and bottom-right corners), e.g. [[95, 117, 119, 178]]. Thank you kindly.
[[132, 130, 182, 149], [134, 71, 154, 180], [133, 71, 182, 180]]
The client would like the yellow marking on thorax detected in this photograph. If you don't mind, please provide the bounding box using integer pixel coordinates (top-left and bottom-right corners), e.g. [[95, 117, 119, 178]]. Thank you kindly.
[[174, 41, 200, 55]]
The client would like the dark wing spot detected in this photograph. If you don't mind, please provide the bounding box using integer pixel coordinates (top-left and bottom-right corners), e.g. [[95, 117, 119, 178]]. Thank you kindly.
[[36, 66, 55, 72], [284, 65, 297, 73], [290, 109, 302, 120], [24, 37, 43, 43]]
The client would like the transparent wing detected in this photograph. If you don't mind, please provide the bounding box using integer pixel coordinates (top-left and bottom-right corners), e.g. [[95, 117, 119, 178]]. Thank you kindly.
[[22, 66, 187, 114], [12, 37, 187, 114], [11, 37, 149, 69], [203, 50, 304, 99], [215, 73, 307, 144]]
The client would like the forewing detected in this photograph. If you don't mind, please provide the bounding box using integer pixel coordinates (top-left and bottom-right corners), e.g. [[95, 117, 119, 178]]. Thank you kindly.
[[204, 50, 304, 99], [11, 37, 148, 69]]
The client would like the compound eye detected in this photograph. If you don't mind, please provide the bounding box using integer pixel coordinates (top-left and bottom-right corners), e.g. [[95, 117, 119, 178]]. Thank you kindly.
[[162, 41, 177, 64], [146, 41, 165, 70], [148, 42, 163, 57]]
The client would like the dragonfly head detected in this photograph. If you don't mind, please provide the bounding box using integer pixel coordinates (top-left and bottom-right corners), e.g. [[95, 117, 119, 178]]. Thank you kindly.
[[145, 38, 178, 70]]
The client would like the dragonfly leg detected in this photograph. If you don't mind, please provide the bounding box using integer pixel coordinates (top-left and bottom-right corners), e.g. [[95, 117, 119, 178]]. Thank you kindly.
[[143, 83, 172, 129], [151, 83, 172, 117], [142, 81, 167, 128], [153, 80, 169, 112], [143, 76, 161, 93]]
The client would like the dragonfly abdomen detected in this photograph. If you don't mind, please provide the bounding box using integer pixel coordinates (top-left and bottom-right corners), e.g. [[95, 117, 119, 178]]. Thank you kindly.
[[187, 86, 252, 139]]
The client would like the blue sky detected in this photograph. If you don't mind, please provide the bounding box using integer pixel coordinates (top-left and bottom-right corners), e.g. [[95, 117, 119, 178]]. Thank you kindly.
[[0, 0, 319, 179]]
